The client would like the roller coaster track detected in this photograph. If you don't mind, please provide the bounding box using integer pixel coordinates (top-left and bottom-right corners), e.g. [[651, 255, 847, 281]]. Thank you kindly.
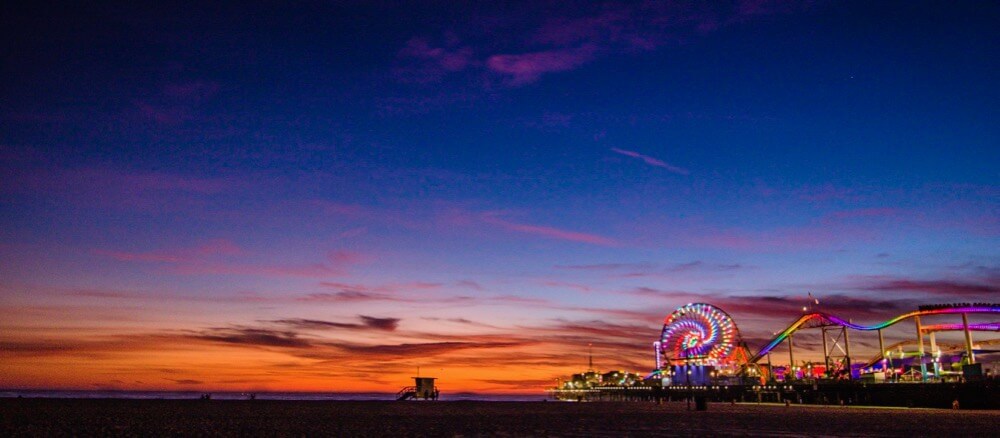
[[862, 338, 1000, 368], [749, 305, 1000, 364]]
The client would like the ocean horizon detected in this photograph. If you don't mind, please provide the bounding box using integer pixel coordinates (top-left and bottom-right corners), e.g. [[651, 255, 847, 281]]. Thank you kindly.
[[0, 390, 546, 402]]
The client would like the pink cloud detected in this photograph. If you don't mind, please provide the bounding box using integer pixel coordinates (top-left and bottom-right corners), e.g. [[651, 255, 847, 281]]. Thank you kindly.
[[1, 165, 242, 215], [541, 281, 594, 293], [610, 148, 689, 175], [327, 250, 367, 265], [94, 250, 184, 263], [849, 275, 1000, 297], [486, 46, 595, 86], [481, 213, 618, 246], [168, 262, 339, 278], [95, 240, 363, 278], [93, 239, 244, 264]]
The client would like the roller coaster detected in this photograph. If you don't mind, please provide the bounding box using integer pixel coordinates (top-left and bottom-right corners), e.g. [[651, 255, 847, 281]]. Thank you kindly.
[[749, 303, 1000, 365], [651, 302, 999, 382], [553, 301, 1000, 407]]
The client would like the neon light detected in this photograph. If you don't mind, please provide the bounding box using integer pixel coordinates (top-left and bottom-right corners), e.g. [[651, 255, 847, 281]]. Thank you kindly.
[[750, 305, 1000, 363], [659, 303, 740, 365], [919, 322, 1000, 332]]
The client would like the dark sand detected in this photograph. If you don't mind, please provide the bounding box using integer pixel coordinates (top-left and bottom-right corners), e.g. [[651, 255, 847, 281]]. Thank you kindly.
[[1, 399, 997, 437]]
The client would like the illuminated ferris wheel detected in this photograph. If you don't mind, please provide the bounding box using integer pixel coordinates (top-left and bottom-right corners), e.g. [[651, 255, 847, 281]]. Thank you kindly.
[[655, 303, 741, 367]]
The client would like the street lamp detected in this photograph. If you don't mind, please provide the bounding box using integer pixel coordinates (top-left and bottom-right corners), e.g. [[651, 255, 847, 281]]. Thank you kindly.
[[686, 368, 693, 411]]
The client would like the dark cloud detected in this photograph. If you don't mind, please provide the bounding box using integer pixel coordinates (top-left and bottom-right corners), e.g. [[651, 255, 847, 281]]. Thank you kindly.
[[271, 315, 400, 331], [299, 291, 395, 303], [331, 341, 530, 357], [856, 277, 999, 296], [167, 379, 204, 385], [359, 316, 400, 331], [0, 341, 77, 355], [191, 327, 312, 348]]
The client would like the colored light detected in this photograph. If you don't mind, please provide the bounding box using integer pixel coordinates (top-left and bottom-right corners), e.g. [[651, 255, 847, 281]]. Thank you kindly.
[[750, 305, 1000, 362]]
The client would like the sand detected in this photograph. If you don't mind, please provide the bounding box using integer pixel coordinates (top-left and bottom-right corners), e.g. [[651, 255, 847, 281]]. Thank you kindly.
[[1, 399, 997, 436]]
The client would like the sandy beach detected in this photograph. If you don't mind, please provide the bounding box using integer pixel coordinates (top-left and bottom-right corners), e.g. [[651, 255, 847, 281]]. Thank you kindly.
[[1, 399, 997, 437]]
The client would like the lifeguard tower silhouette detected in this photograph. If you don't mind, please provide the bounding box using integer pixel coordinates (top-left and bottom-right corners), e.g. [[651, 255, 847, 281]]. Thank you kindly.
[[396, 370, 439, 401]]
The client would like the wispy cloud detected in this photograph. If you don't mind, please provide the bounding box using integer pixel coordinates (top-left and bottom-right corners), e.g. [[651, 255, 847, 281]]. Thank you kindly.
[[851, 275, 1000, 296], [486, 46, 596, 86], [395, 2, 813, 88], [610, 148, 689, 175], [190, 327, 313, 348], [94, 239, 244, 264], [395, 37, 474, 83], [480, 213, 618, 246], [270, 316, 400, 332], [95, 241, 362, 278]]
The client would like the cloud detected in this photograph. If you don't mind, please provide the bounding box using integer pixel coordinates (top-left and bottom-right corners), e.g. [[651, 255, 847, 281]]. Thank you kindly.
[[0, 163, 244, 215], [94, 238, 244, 264], [359, 316, 400, 331], [132, 80, 220, 126], [329, 341, 528, 356], [480, 213, 618, 246], [299, 291, 395, 303], [553, 260, 744, 279], [394, 2, 814, 89], [540, 281, 594, 293], [95, 240, 363, 278], [190, 327, 312, 348], [486, 46, 596, 85], [303, 281, 547, 307], [271, 316, 400, 332], [555, 262, 652, 271], [395, 37, 474, 83], [610, 148, 689, 175], [852, 276, 1000, 296]]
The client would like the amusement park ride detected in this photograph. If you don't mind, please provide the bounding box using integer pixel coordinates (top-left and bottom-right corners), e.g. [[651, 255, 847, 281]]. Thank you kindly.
[[550, 301, 1000, 407]]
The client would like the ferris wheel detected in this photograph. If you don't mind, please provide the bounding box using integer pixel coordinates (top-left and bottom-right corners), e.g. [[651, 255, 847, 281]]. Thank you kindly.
[[657, 303, 741, 366]]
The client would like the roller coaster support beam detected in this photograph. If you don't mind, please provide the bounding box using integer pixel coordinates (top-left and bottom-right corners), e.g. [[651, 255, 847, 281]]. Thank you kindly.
[[877, 329, 885, 371], [929, 331, 940, 378], [843, 324, 852, 380], [915, 316, 926, 381], [962, 313, 975, 364], [787, 334, 794, 380], [821, 326, 830, 378]]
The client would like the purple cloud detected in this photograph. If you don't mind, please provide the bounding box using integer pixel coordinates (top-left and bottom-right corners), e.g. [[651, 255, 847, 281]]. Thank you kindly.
[[486, 46, 596, 86], [852, 276, 1000, 296], [95, 240, 362, 278], [480, 213, 619, 246]]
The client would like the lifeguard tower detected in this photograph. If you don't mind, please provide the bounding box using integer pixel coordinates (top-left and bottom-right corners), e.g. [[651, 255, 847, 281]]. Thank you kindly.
[[396, 376, 438, 401]]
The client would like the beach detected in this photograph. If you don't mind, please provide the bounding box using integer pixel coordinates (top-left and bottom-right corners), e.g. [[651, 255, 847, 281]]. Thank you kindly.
[[1, 399, 997, 436]]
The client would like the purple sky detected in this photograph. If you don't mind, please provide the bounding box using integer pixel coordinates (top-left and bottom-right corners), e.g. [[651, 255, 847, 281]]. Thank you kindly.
[[1, 1, 997, 392]]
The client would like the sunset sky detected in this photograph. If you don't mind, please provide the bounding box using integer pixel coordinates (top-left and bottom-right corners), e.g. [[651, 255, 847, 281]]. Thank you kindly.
[[2, 1, 997, 393]]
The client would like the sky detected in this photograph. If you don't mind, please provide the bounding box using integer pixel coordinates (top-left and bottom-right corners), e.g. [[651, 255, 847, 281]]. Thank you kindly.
[[1, 1, 998, 393]]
